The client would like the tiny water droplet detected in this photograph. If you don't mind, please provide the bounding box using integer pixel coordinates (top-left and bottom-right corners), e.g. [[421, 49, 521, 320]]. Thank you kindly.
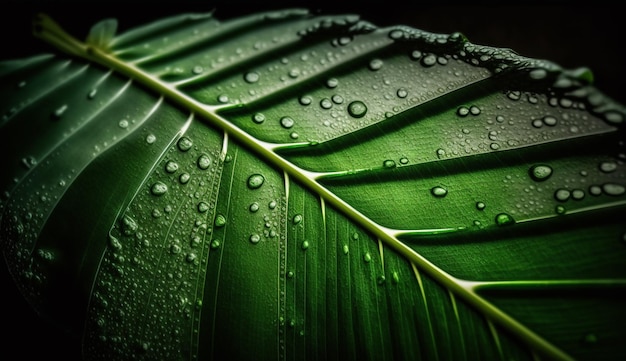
[[377, 275, 386, 285], [214, 214, 226, 227], [320, 98, 333, 109], [250, 234, 261, 244], [529, 164, 553, 182], [436, 148, 446, 159], [383, 159, 396, 169], [52, 104, 68, 119], [495, 213, 515, 226], [145, 134, 156, 144], [301, 240, 310, 250], [247, 174, 265, 189], [151, 182, 168, 196], [118, 119, 129, 129], [186, 253, 197, 263], [331, 94, 344, 104], [179, 172, 190, 184], [292, 214, 302, 224], [554, 189, 571, 202], [177, 137, 193, 152], [249, 202, 259, 212], [476, 202, 486, 211], [555, 205, 566, 215], [368, 58, 383, 71], [197, 154, 212, 170], [252, 113, 265, 124], [392, 271, 399, 284], [210, 239, 220, 249], [280, 116, 295, 129], [410, 50, 422, 60], [363, 252, 372, 263], [268, 200, 277, 209], [165, 161, 179, 173], [347, 101, 367, 118], [217, 94, 229, 103], [469, 105, 481, 115], [170, 243, 181, 255], [192, 65, 204, 74], [342, 244, 349, 255], [399, 157, 409, 165], [87, 88, 98, 99], [244, 71, 260, 83], [431, 186, 448, 198], [532, 119, 543, 128]]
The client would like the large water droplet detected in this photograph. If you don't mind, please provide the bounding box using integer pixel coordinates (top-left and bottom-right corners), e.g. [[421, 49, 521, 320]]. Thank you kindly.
[[529, 164, 553, 182], [331, 94, 344, 104], [457, 106, 469, 117], [177, 137, 193, 152], [197, 154, 212, 170], [431, 186, 448, 198], [599, 161, 617, 173], [214, 214, 226, 227], [589, 185, 602, 196], [347, 101, 367, 118], [571, 189, 585, 200], [247, 174, 265, 189], [495, 213, 515, 227], [396, 88, 408, 98], [109, 235, 122, 252], [280, 116, 295, 129], [121, 215, 138, 235], [217, 94, 229, 103], [543, 115, 557, 126], [151, 181, 168, 196], [602, 183, 625, 196], [326, 78, 339, 88]]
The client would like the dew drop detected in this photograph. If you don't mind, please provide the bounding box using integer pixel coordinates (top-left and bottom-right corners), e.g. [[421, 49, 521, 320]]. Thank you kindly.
[[363, 252, 372, 263], [599, 161, 617, 173], [342, 244, 349, 255], [347, 101, 367, 118], [554, 189, 571, 202], [151, 182, 168, 196], [299, 95, 312, 106], [247, 174, 265, 189], [268, 200, 277, 209], [531, 119, 543, 128], [280, 116, 295, 129], [292, 214, 303, 225], [145, 134, 156, 144], [436, 148, 446, 159], [170, 243, 181, 255], [165, 161, 179, 173], [210, 239, 221, 249], [571, 189, 585, 200], [555, 205, 566, 215], [383, 159, 396, 169], [186, 253, 197, 263], [252, 113, 265, 124], [197, 202, 210, 213], [399, 157, 409, 165], [392, 271, 400, 284], [320, 98, 333, 109], [217, 94, 229, 103], [368, 58, 383, 71], [457, 106, 469, 117], [331, 94, 344, 104], [396, 88, 408, 98], [177, 137, 193, 152], [121, 215, 138, 235], [476, 201, 486, 211], [421, 54, 437, 67], [543, 115, 557, 126], [469, 105, 481, 115], [529, 164, 553, 182], [377, 275, 386, 285], [52, 104, 68, 119], [250, 234, 261, 244], [589, 185, 602, 196], [249, 202, 260, 212], [326, 78, 339, 88], [301, 240, 310, 250], [495, 213, 515, 227], [431, 186, 448, 198], [88, 88, 98, 99], [109, 235, 122, 252], [490, 143, 500, 150], [192, 65, 204, 75], [179, 172, 190, 184], [244, 71, 260, 83], [602, 183, 625, 196], [410, 50, 422, 60], [118, 119, 129, 129], [214, 214, 226, 227], [197, 154, 212, 170]]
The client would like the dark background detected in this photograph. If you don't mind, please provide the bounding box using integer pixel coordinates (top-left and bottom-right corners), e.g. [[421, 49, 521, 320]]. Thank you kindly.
[[1, 1, 623, 360]]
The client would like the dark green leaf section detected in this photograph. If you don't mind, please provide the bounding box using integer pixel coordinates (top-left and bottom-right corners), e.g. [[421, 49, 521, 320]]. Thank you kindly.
[[1, 8, 626, 361]]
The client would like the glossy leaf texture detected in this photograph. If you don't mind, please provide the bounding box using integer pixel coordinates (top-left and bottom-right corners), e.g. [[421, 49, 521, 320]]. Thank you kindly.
[[1, 9, 625, 361]]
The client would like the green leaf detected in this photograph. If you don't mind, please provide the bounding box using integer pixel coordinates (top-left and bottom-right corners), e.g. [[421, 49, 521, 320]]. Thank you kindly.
[[1, 8, 625, 361]]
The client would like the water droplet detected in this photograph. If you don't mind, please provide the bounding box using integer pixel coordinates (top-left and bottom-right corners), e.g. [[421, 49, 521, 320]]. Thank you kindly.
[[410, 50, 422, 60], [495, 213, 515, 227], [383, 159, 396, 169], [197, 154, 212, 170], [529, 69, 547, 80], [109, 235, 122, 251], [531, 119, 543, 128], [457, 106, 469, 117], [214, 214, 226, 227], [170, 243, 181, 255], [320, 98, 333, 109], [165, 161, 179, 173], [543, 115, 557, 126], [177, 137, 193, 152], [347, 101, 367, 118], [217, 94, 229, 103], [247, 174, 264, 189], [197, 202, 209, 213], [288, 68, 300, 78], [268, 200, 277, 209], [589, 185, 602, 196], [287, 271, 294, 278], [118, 119, 129, 129], [399, 157, 409, 165], [331, 94, 344, 104], [290, 132, 299, 139], [244, 71, 260, 83], [151, 181, 168, 196], [529, 164, 553, 182], [186, 253, 197, 263], [396, 88, 408, 98], [192, 65, 204, 75], [145, 134, 156, 144], [280, 116, 295, 129], [151, 209, 162, 218], [377, 275, 386, 285], [421, 54, 437, 67], [469, 105, 481, 115], [342, 244, 349, 255], [490, 143, 500, 150], [52, 104, 68, 119], [599, 161, 617, 173], [292, 214, 302, 225], [476, 202, 486, 211], [431, 186, 448, 198], [121, 215, 138, 235], [554, 189, 571, 202], [252, 113, 265, 124], [571, 189, 585, 200], [392, 271, 399, 284], [326, 78, 339, 88], [368, 58, 383, 71], [602, 183, 625, 196], [249, 202, 259, 212], [436, 148, 446, 159], [363, 252, 372, 263], [210, 239, 221, 249], [301, 240, 310, 250], [179, 173, 190, 184], [87, 88, 98, 99], [250, 234, 261, 244], [555, 205, 566, 215]]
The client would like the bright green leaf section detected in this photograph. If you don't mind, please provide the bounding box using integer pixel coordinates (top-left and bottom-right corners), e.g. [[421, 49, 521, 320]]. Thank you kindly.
[[1, 8, 625, 361]]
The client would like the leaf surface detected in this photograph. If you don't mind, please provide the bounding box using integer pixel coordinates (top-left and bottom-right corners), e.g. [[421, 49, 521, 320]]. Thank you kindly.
[[1, 9, 625, 361]]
